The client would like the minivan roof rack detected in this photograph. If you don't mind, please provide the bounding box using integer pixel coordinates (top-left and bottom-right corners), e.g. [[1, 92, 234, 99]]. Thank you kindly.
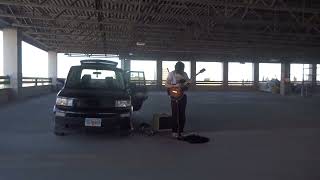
[[80, 59, 118, 67]]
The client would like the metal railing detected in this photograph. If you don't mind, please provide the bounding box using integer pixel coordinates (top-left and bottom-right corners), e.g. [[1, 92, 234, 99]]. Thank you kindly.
[[130, 80, 157, 86], [0, 76, 10, 88], [162, 80, 254, 86], [196, 81, 223, 86], [22, 77, 52, 87], [228, 81, 254, 86], [291, 80, 313, 84], [0, 76, 10, 85], [145, 80, 157, 86]]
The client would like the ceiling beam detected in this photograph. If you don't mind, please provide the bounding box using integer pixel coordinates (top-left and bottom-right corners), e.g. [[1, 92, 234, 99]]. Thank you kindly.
[[1, 0, 319, 14], [24, 28, 320, 39], [0, 8, 317, 30]]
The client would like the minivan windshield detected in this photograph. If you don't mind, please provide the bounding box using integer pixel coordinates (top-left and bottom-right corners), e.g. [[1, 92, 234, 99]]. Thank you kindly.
[[65, 66, 125, 90]]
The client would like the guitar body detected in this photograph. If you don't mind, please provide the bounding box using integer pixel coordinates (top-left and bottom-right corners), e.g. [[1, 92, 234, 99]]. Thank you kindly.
[[166, 68, 206, 101], [167, 80, 189, 100], [167, 87, 185, 100]]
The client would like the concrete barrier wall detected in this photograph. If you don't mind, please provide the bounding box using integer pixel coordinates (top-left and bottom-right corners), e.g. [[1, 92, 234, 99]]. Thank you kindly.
[[19, 85, 54, 99], [0, 86, 55, 105], [312, 86, 320, 96], [0, 85, 260, 105], [0, 88, 11, 104], [150, 86, 257, 92], [193, 86, 257, 91]]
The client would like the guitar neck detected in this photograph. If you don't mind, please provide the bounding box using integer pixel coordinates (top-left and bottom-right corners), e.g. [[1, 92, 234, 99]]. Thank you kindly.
[[195, 72, 202, 76], [190, 71, 203, 81]]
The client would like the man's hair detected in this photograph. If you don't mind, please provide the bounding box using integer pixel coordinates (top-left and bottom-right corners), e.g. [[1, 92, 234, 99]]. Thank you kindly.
[[175, 61, 185, 72]]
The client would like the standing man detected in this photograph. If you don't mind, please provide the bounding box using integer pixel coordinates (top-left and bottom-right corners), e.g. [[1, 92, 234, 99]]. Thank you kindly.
[[165, 61, 191, 138]]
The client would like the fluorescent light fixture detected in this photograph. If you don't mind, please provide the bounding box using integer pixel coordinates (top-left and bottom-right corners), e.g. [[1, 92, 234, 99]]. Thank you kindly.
[[136, 42, 146, 46], [269, 59, 280, 62]]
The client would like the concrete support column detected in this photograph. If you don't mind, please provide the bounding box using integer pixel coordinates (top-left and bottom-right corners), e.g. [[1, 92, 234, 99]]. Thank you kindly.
[[280, 62, 290, 96], [3, 28, 22, 96], [190, 60, 196, 87], [253, 63, 259, 88], [48, 51, 57, 86], [156, 59, 162, 88], [121, 59, 130, 72], [223, 62, 228, 87], [120, 59, 125, 70], [310, 64, 317, 87]]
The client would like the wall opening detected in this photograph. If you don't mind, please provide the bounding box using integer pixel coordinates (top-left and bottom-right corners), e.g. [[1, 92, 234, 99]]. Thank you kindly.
[[290, 64, 311, 82], [0, 30, 4, 89], [22, 41, 48, 87], [0, 30, 3, 76], [228, 62, 253, 86], [57, 53, 121, 78], [259, 63, 281, 81], [130, 60, 157, 85], [317, 64, 320, 85], [22, 41, 48, 78], [162, 61, 190, 85], [196, 62, 223, 86]]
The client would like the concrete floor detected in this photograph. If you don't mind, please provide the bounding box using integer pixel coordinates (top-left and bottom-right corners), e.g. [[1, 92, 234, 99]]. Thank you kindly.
[[0, 91, 320, 180]]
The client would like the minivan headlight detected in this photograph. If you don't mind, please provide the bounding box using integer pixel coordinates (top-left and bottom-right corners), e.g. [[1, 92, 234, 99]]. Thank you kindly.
[[115, 100, 131, 107], [56, 97, 74, 107]]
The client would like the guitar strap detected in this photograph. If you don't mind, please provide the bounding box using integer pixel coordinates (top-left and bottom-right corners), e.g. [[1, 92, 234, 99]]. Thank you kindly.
[[172, 71, 177, 85]]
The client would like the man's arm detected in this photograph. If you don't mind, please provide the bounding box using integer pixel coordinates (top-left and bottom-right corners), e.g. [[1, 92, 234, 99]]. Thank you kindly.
[[183, 73, 192, 87]]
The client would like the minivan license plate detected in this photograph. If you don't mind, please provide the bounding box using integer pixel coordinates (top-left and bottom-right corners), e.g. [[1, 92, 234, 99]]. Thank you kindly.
[[85, 118, 102, 127]]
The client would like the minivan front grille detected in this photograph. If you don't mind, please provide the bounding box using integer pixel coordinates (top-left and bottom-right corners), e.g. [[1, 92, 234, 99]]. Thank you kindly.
[[75, 98, 114, 109], [65, 112, 118, 118]]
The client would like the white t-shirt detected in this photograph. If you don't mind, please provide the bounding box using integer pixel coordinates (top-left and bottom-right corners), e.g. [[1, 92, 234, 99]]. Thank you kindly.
[[167, 71, 190, 85]]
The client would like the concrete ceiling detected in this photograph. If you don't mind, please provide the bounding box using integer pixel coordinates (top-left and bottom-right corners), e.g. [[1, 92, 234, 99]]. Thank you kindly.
[[0, 0, 320, 60]]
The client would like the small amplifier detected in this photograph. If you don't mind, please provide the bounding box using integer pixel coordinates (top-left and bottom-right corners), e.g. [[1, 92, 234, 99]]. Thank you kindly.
[[152, 113, 172, 131]]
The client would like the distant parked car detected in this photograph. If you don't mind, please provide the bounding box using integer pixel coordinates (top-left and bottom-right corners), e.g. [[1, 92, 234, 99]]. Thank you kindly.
[[53, 60, 148, 136]]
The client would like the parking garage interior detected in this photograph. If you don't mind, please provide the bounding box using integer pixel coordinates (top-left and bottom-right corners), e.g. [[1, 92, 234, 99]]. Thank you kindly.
[[0, 1, 320, 180]]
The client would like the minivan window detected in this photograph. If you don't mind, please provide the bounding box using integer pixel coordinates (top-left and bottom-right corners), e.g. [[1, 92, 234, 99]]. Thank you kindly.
[[65, 67, 125, 90]]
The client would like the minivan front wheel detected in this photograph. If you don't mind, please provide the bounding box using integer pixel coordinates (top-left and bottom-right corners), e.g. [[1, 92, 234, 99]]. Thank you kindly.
[[54, 120, 67, 136], [54, 131, 65, 136], [119, 118, 132, 136]]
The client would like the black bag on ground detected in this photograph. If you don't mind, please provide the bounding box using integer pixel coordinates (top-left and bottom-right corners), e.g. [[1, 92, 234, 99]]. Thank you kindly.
[[178, 134, 210, 144]]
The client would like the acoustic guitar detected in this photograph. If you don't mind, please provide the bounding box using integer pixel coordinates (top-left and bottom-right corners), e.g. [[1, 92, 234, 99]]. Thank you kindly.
[[167, 68, 206, 100]]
